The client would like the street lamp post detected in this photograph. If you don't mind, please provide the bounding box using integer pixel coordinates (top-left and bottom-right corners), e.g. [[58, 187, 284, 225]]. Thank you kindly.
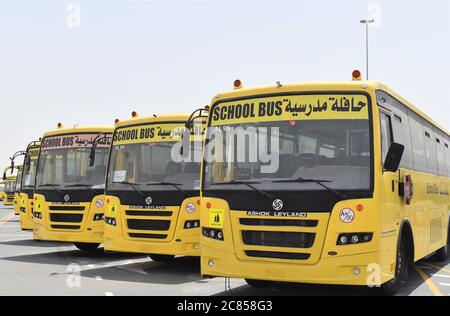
[[360, 19, 375, 80]]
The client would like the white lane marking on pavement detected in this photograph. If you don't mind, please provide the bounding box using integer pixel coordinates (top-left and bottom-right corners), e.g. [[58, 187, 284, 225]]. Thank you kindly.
[[95, 276, 104, 281], [76, 258, 149, 273], [439, 282, 450, 287], [105, 292, 114, 296], [431, 274, 450, 279]]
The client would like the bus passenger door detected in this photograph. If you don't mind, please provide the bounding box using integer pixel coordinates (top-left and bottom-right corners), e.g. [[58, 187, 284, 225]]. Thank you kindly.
[[379, 111, 402, 236]]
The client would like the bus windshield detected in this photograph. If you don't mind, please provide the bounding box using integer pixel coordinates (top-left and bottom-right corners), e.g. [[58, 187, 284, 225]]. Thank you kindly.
[[36, 134, 111, 189], [5, 180, 16, 193], [204, 93, 372, 192], [107, 141, 203, 191], [21, 148, 40, 189], [15, 170, 23, 192]]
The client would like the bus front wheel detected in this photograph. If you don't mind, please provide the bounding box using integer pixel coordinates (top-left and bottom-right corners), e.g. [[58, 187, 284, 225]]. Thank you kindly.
[[381, 239, 408, 296], [74, 243, 100, 252], [148, 254, 175, 263]]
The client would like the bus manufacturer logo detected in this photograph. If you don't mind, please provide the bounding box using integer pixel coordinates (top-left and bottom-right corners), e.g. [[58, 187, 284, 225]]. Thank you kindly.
[[145, 197, 153, 206], [64, 195, 70, 202], [272, 199, 284, 211]]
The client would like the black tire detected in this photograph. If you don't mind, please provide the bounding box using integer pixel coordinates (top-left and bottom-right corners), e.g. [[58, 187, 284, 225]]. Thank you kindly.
[[74, 243, 100, 252], [435, 224, 449, 262], [148, 254, 175, 263], [245, 279, 274, 288], [381, 239, 408, 296]]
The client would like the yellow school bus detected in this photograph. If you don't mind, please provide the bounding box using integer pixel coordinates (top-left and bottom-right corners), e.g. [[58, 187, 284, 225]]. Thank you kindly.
[[19, 142, 41, 230], [104, 112, 206, 262], [200, 73, 450, 295], [13, 166, 23, 215], [33, 124, 113, 251]]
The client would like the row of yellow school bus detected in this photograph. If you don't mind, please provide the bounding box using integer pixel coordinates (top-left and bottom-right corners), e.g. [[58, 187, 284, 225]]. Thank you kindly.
[[2, 71, 449, 296]]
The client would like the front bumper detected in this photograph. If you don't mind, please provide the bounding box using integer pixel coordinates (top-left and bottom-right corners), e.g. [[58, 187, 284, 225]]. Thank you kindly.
[[201, 244, 382, 286], [33, 220, 103, 244], [104, 228, 201, 257]]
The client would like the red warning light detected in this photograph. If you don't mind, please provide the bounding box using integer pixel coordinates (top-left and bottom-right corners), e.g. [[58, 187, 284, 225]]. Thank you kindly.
[[234, 80, 242, 88], [352, 70, 362, 80]]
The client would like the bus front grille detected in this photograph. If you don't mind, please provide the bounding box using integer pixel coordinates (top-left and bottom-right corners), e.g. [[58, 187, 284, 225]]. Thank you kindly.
[[49, 206, 87, 231], [50, 213, 83, 223], [127, 219, 171, 231], [232, 212, 329, 264], [245, 250, 311, 260], [125, 208, 178, 242], [242, 231, 315, 249]]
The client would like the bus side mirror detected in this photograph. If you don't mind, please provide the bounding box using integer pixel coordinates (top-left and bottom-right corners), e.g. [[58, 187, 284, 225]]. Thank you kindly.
[[383, 143, 404, 173], [2, 173, 6, 181]]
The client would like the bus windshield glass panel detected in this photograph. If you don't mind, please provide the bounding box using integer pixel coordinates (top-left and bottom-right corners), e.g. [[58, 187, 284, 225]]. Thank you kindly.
[[204, 93, 372, 192], [36, 134, 111, 188]]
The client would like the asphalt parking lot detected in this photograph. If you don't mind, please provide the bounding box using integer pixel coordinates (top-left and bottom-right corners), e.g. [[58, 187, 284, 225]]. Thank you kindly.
[[0, 206, 448, 296]]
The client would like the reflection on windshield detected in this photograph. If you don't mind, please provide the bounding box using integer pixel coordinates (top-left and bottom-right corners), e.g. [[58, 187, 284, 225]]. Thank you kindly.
[[36, 148, 109, 188], [204, 120, 371, 191], [107, 142, 203, 191]]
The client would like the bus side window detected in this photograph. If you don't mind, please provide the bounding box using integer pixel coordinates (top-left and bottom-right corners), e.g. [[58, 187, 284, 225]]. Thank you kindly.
[[380, 111, 393, 164], [445, 143, 450, 177], [409, 115, 427, 172], [424, 127, 438, 174], [435, 134, 446, 176], [392, 113, 413, 170]]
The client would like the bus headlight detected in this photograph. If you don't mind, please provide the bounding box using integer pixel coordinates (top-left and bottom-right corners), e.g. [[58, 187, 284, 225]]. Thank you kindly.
[[337, 233, 373, 245], [95, 199, 104, 209], [186, 203, 196, 213]]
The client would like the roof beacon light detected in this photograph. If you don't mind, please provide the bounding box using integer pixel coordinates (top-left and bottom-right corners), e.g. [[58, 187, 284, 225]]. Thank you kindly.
[[233, 79, 243, 90], [352, 70, 362, 81]]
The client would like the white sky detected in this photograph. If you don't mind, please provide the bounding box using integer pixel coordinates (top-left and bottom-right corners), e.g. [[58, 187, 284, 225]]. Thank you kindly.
[[0, 0, 449, 168]]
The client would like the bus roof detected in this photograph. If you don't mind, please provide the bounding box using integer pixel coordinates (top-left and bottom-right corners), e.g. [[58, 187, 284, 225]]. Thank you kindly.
[[211, 80, 449, 136], [43, 125, 114, 138], [115, 113, 193, 129]]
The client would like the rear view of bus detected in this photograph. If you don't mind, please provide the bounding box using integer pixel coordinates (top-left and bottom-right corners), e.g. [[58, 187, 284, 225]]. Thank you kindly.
[[19, 142, 41, 230], [33, 124, 113, 251], [104, 113, 205, 262], [13, 166, 23, 215]]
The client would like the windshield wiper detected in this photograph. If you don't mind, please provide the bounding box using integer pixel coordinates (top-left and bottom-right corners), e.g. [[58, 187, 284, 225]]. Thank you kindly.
[[145, 182, 189, 198], [210, 180, 275, 201], [113, 181, 145, 197], [64, 184, 102, 194], [37, 183, 65, 195], [273, 177, 346, 199]]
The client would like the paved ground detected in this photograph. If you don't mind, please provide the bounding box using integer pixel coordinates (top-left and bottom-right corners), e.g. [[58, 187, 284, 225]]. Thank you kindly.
[[0, 206, 448, 296]]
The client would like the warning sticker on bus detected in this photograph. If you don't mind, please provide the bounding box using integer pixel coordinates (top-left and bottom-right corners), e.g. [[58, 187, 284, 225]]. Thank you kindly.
[[209, 209, 224, 228], [107, 204, 118, 217], [211, 94, 369, 126]]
